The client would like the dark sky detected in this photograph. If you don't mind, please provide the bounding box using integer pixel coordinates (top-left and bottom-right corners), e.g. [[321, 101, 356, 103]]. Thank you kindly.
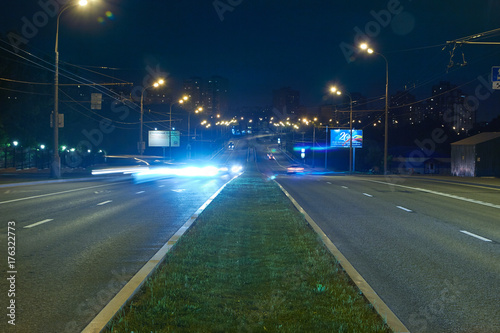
[[2, 0, 500, 120]]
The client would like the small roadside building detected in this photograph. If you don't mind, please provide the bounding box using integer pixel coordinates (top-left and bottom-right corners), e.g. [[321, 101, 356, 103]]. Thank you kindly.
[[451, 132, 500, 177]]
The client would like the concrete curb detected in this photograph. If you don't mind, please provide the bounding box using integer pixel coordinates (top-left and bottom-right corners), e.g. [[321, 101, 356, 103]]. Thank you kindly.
[[276, 181, 410, 333], [81, 174, 241, 333]]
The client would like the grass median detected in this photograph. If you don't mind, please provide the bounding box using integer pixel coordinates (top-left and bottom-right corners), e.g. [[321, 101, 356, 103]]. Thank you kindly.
[[105, 168, 391, 332]]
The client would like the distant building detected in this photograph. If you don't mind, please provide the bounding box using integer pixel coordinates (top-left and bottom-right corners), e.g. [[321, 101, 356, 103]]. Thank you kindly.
[[427, 81, 475, 133], [183, 77, 203, 108], [451, 132, 500, 177], [390, 90, 417, 126], [273, 87, 300, 114], [183, 76, 228, 116], [204, 76, 228, 116]]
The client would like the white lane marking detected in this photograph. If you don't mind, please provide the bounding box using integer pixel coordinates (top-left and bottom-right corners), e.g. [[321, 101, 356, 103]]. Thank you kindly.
[[0, 183, 124, 205], [172, 189, 185, 193], [81, 173, 242, 333], [397, 206, 413, 212], [363, 193, 373, 197], [366, 180, 500, 210], [135, 191, 145, 194], [24, 219, 53, 229], [158, 185, 165, 188], [326, 182, 332, 184], [460, 230, 493, 242], [342, 186, 348, 189], [97, 200, 112, 206]]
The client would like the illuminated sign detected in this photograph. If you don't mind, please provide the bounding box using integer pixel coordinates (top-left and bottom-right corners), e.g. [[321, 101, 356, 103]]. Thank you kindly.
[[148, 131, 180, 147], [330, 129, 363, 148]]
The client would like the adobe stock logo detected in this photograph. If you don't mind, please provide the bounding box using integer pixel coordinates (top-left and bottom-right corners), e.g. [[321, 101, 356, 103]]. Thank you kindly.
[[7, 0, 73, 53], [339, 0, 416, 63], [213, 0, 243, 22]]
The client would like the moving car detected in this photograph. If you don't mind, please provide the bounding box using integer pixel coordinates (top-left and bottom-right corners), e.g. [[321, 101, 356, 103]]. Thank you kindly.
[[228, 142, 235, 150], [287, 164, 304, 174]]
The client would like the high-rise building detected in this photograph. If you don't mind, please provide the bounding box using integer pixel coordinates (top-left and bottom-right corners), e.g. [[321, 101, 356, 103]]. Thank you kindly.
[[204, 76, 228, 116], [390, 90, 417, 126], [427, 81, 475, 133], [183, 77, 203, 108], [183, 75, 228, 116], [272, 87, 300, 114]]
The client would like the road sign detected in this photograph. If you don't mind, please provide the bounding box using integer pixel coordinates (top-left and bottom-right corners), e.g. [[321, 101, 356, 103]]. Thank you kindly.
[[91, 93, 102, 109], [492, 66, 500, 90], [50, 113, 64, 128]]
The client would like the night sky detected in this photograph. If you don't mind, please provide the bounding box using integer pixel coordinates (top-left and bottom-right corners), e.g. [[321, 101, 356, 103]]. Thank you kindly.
[[2, 0, 500, 120]]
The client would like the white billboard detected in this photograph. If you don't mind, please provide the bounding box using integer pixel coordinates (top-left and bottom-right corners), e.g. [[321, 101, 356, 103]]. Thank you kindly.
[[148, 131, 180, 147]]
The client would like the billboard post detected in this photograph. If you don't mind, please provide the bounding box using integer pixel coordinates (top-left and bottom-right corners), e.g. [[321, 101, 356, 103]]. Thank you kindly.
[[330, 129, 363, 172]]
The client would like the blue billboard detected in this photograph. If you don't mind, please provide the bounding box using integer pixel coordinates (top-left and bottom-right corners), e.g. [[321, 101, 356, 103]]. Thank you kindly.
[[330, 129, 363, 148]]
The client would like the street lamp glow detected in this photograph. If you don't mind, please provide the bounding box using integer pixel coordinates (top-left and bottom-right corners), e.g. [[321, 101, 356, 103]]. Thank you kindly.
[[79, 0, 88, 6], [153, 79, 165, 88], [360, 43, 374, 54], [330, 86, 341, 95]]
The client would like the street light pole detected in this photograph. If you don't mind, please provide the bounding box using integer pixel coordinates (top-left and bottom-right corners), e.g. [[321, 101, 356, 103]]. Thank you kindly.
[[52, 1, 93, 178], [330, 87, 353, 174], [383, 54, 389, 175], [349, 94, 353, 174], [139, 79, 164, 155], [169, 96, 188, 160], [360, 43, 389, 174]]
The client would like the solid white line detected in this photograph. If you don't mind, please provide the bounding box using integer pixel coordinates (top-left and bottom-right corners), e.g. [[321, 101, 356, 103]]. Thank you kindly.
[[97, 200, 112, 206], [24, 219, 53, 229], [0, 182, 124, 205], [396, 206, 413, 212], [342, 186, 348, 189], [366, 180, 500, 210], [363, 193, 373, 197], [460, 230, 492, 242], [135, 191, 145, 194]]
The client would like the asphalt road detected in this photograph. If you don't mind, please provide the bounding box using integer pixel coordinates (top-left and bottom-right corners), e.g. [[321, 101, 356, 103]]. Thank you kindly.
[[1, 136, 499, 332], [0, 164, 239, 332], [255, 138, 500, 332]]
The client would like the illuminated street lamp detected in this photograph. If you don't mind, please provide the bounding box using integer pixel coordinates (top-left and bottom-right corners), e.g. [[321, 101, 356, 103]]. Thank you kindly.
[[359, 43, 389, 174], [139, 79, 165, 155], [52, 0, 94, 178], [330, 86, 353, 174]]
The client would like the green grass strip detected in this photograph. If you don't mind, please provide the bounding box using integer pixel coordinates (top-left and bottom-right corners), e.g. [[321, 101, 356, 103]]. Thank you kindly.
[[106, 169, 391, 332]]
